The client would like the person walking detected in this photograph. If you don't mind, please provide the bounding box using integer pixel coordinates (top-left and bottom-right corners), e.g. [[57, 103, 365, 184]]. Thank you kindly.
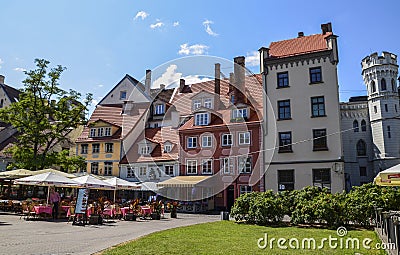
[[49, 188, 61, 219]]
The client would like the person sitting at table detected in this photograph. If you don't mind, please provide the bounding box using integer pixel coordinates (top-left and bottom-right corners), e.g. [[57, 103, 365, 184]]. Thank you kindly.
[[49, 188, 61, 219]]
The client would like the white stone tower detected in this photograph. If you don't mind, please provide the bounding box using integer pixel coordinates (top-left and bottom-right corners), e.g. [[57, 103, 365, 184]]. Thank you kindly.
[[361, 52, 400, 172]]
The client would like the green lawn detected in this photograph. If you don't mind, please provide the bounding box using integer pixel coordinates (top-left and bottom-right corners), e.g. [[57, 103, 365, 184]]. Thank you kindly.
[[102, 221, 386, 255]]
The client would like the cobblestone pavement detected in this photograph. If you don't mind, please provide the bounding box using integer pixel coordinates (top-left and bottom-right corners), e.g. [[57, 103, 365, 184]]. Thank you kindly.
[[0, 212, 220, 255]]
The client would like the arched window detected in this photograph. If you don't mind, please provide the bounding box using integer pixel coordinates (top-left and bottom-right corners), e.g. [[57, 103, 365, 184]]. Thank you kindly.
[[381, 78, 387, 91], [361, 119, 366, 132], [371, 81, 376, 93], [392, 78, 397, 91], [353, 120, 359, 132], [357, 140, 367, 156]]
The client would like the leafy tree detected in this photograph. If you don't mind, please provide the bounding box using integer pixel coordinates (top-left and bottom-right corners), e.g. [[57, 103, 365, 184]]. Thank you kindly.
[[0, 59, 92, 171]]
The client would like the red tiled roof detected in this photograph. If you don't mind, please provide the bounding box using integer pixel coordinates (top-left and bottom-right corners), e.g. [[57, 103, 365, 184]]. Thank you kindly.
[[269, 32, 332, 58], [120, 126, 179, 164]]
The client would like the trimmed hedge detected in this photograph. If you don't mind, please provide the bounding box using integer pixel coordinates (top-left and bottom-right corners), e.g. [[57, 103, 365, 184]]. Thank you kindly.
[[230, 183, 400, 228]]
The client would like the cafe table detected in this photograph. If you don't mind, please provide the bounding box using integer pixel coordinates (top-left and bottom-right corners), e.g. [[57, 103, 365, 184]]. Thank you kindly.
[[33, 205, 52, 217]]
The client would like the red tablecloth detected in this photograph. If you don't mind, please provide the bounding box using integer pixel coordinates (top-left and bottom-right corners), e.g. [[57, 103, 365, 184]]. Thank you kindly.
[[102, 208, 115, 217], [121, 207, 131, 217], [34, 205, 52, 215], [141, 206, 152, 215]]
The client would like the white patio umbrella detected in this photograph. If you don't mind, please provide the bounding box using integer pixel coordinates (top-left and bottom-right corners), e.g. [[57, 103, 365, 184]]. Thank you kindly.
[[33, 168, 75, 178], [14, 172, 79, 204], [72, 175, 115, 190], [103, 177, 141, 202]]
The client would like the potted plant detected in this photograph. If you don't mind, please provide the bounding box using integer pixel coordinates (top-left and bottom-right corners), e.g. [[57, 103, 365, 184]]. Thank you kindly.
[[167, 201, 180, 218], [150, 200, 163, 220]]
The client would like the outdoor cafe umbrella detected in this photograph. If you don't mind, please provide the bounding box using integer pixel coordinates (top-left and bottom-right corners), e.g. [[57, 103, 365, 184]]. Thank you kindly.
[[33, 168, 75, 178], [14, 172, 79, 203], [72, 175, 115, 190], [103, 177, 141, 202], [374, 164, 400, 186], [0, 169, 34, 179]]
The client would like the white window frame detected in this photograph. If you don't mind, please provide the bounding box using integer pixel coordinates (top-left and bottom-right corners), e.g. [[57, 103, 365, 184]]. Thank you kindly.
[[139, 166, 147, 176], [104, 162, 113, 176], [104, 127, 111, 136], [239, 185, 252, 195], [221, 133, 233, 146], [238, 132, 250, 145], [232, 108, 248, 119], [202, 159, 213, 174], [92, 143, 100, 154], [89, 128, 96, 137], [105, 143, 113, 153], [120, 91, 127, 100], [187, 137, 198, 148], [127, 167, 134, 178], [91, 162, 99, 175], [238, 156, 252, 173], [164, 144, 172, 153], [154, 104, 165, 115], [195, 112, 209, 126], [193, 100, 201, 110], [186, 160, 197, 174], [204, 98, 212, 109], [222, 157, 234, 174], [140, 146, 151, 155], [164, 165, 174, 176], [81, 144, 88, 154], [97, 127, 104, 137], [202, 135, 212, 148]]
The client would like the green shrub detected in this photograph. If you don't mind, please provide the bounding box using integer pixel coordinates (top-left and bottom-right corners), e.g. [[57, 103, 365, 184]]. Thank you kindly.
[[248, 191, 284, 225]]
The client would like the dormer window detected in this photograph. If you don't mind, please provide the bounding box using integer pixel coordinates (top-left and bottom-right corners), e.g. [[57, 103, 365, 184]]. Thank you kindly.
[[164, 144, 172, 153], [140, 145, 151, 155], [193, 100, 201, 110], [232, 108, 248, 119], [89, 128, 96, 137], [104, 127, 111, 136], [154, 104, 165, 115], [97, 127, 104, 137], [204, 98, 212, 108], [195, 113, 209, 126]]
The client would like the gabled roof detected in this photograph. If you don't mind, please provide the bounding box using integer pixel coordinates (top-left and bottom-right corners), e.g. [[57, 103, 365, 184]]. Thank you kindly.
[[98, 74, 145, 105], [269, 32, 332, 59], [1, 84, 21, 103], [151, 88, 176, 103]]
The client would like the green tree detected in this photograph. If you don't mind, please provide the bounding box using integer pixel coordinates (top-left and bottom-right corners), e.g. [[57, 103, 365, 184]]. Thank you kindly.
[[0, 59, 92, 171]]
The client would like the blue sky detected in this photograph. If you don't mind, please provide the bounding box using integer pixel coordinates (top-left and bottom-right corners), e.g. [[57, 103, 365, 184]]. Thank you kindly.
[[0, 0, 399, 109]]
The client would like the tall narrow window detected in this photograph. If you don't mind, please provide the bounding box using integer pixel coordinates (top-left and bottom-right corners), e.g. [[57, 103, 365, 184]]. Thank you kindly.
[[97, 127, 104, 137], [222, 157, 234, 174], [202, 159, 213, 174], [277, 72, 289, 88], [388, 126, 391, 138], [187, 137, 198, 148], [120, 91, 127, 100], [371, 81, 376, 93], [89, 128, 96, 137], [278, 170, 294, 191], [361, 120, 367, 132], [385, 104, 388, 112], [154, 104, 165, 115], [278, 132, 292, 153], [381, 78, 387, 91], [202, 135, 212, 147], [204, 98, 212, 109], [186, 160, 197, 174], [104, 162, 113, 176], [81, 144, 88, 154], [278, 100, 291, 120], [0, 99, 3, 108], [359, 167, 367, 177], [311, 96, 325, 117], [357, 140, 366, 156], [238, 156, 252, 173], [313, 169, 331, 191], [104, 127, 112, 136], [238, 132, 250, 145], [309, 67, 322, 83], [313, 129, 328, 151], [92, 143, 100, 154], [392, 78, 397, 91], [193, 100, 201, 110], [91, 162, 99, 175], [374, 106, 377, 113], [222, 134, 233, 146], [353, 120, 359, 132], [105, 143, 113, 153]]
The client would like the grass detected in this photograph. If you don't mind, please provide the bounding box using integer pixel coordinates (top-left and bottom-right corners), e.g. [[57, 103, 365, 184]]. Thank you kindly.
[[102, 221, 386, 255]]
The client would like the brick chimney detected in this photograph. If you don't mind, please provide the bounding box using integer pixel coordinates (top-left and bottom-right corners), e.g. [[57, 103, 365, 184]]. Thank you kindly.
[[179, 79, 185, 92], [145, 69, 151, 95], [234, 56, 245, 89], [214, 63, 220, 95], [160, 84, 165, 90], [321, 22, 332, 35], [298, 32, 304, 37], [0, 75, 4, 84]]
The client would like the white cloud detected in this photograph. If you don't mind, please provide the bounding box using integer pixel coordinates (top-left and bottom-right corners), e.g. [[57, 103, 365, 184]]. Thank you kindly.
[[173, 21, 180, 27], [97, 84, 104, 88], [178, 43, 209, 55], [183, 75, 212, 85], [153, 65, 182, 88], [150, 22, 164, 29], [246, 51, 260, 67], [92, 99, 99, 106], [203, 20, 218, 36], [13, 67, 26, 72], [134, 11, 149, 20]]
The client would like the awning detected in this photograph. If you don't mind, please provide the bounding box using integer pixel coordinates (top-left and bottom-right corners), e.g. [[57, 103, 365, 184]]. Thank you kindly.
[[157, 176, 211, 188], [140, 182, 159, 192], [374, 164, 400, 186]]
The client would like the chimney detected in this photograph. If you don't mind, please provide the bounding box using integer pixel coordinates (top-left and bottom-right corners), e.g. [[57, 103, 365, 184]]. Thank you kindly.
[[214, 63, 220, 95], [160, 84, 165, 90], [321, 22, 332, 35], [258, 47, 269, 74], [145, 69, 151, 95], [233, 56, 245, 89], [179, 79, 185, 92], [298, 32, 304, 37], [0, 75, 4, 84]]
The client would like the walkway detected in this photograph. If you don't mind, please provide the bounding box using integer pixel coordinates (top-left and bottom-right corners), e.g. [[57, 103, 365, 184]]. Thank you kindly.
[[0, 213, 220, 255]]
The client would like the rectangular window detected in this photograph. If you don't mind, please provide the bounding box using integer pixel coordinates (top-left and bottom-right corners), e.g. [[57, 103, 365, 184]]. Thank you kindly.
[[186, 160, 197, 174], [232, 108, 248, 119], [193, 100, 201, 110], [140, 146, 151, 155], [154, 104, 165, 115], [139, 166, 147, 176], [97, 127, 104, 137], [278, 100, 291, 120], [278, 132, 292, 152], [164, 165, 174, 176], [202, 159, 213, 174], [204, 98, 212, 109], [91, 162, 99, 175], [374, 105, 377, 113], [104, 127, 112, 136], [238, 132, 250, 145], [195, 113, 209, 126], [388, 126, 391, 138], [311, 96, 326, 117], [239, 185, 252, 195], [359, 167, 367, 177], [120, 91, 127, 100], [187, 137, 198, 148], [222, 133, 233, 146], [202, 135, 212, 147], [313, 129, 328, 151], [238, 156, 252, 173], [277, 72, 289, 88], [278, 170, 294, 191], [127, 167, 135, 178], [310, 67, 322, 83], [92, 143, 100, 154], [104, 162, 113, 176], [222, 157, 234, 174], [313, 169, 331, 191], [81, 144, 88, 154], [164, 144, 172, 153], [105, 143, 113, 153], [89, 128, 96, 137], [385, 104, 388, 112]]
